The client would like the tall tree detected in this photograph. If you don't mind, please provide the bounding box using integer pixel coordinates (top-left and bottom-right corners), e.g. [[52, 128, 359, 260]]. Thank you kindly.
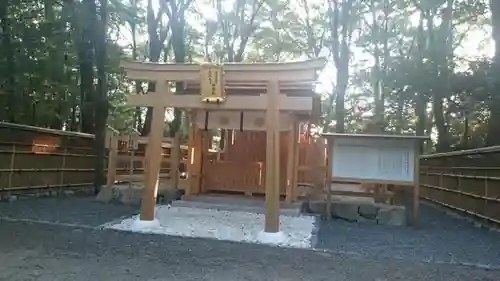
[[93, 0, 109, 192], [486, 0, 500, 145], [140, 0, 170, 135], [327, 0, 355, 133]]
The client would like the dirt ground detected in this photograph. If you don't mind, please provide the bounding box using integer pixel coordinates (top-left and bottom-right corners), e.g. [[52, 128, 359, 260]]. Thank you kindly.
[[0, 196, 499, 281]]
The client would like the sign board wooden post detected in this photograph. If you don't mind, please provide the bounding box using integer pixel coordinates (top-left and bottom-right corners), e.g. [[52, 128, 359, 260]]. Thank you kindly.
[[322, 133, 428, 225]]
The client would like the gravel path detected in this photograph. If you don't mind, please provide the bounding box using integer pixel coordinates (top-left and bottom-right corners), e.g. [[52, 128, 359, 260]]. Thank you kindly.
[[0, 196, 137, 227], [0, 196, 499, 281], [315, 202, 500, 268]]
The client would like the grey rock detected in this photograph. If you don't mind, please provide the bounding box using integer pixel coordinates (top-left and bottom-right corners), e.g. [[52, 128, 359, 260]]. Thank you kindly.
[[331, 202, 360, 222], [119, 187, 142, 205], [40, 191, 51, 197], [358, 203, 380, 219], [63, 190, 75, 196], [96, 187, 113, 203], [377, 206, 406, 226], [308, 201, 326, 214]]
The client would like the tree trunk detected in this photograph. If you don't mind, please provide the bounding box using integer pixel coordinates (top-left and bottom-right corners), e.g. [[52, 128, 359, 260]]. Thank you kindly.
[[92, 0, 109, 193], [335, 57, 349, 133], [76, 0, 96, 133], [395, 91, 404, 134], [168, 0, 187, 137], [431, 0, 453, 152], [130, 0, 143, 132], [371, 0, 384, 124], [486, 0, 500, 145], [140, 0, 169, 136], [0, 1, 17, 123], [415, 11, 427, 151], [44, 0, 66, 130], [328, 0, 353, 133]]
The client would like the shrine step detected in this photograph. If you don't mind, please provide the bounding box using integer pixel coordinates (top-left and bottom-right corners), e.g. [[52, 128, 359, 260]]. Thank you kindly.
[[174, 195, 302, 217]]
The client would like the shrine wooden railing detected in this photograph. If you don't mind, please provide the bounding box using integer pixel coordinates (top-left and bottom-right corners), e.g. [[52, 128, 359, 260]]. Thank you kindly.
[[420, 146, 500, 225], [0, 122, 97, 196], [106, 134, 189, 186]]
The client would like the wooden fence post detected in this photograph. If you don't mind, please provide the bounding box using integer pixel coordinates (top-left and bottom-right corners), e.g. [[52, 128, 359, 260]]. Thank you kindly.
[[171, 132, 181, 189], [60, 147, 67, 186], [96, 132, 118, 202], [8, 144, 16, 190]]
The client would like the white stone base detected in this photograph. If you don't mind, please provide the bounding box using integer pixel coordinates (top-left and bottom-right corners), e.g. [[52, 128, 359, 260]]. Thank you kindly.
[[103, 205, 314, 248], [257, 231, 286, 245], [131, 218, 160, 230]]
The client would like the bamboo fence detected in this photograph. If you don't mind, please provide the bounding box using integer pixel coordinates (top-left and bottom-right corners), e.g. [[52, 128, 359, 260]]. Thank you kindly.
[[420, 146, 500, 226], [0, 122, 99, 196]]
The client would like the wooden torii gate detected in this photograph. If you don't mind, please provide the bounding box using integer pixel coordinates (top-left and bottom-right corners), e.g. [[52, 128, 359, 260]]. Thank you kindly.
[[121, 59, 325, 234]]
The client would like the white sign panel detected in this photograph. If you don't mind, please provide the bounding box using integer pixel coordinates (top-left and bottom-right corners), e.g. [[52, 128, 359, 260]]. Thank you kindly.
[[331, 137, 415, 183]]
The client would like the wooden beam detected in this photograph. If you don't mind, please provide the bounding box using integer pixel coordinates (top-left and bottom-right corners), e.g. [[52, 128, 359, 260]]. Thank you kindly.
[[186, 112, 202, 196], [171, 131, 181, 189], [121, 58, 326, 83], [122, 58, 326, 72], [265, 80, 281, 233], [286, 116, 297, 203], [126, 93, 313, 112], [139, 83, 167, 221], [325, 138, 334, 221], [124, 69, 318, 83], [413, 142, 421, 226], [291, 119, 300, 202], [200, 130, 211, 194], [193, 110, 293, 131]]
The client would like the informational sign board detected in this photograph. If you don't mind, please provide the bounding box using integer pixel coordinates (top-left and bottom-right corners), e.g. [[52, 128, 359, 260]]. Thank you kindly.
[[328, 135, 422, 184]]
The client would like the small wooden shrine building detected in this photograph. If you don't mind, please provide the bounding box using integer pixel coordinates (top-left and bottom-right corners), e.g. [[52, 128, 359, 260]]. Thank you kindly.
[[121, 58, 325, 234]]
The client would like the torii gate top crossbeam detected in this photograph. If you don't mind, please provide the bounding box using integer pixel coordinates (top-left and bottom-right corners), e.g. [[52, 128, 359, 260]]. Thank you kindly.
[[121, 58, 326, 83], [121, 58, 326, 113]]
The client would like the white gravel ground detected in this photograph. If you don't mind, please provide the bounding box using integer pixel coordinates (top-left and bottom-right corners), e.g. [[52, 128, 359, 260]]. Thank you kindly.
[[103, 205, 316, 248]]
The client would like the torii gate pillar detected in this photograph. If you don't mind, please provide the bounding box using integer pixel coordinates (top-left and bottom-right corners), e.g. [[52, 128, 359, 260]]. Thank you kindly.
[[135, 82, 168, 226]]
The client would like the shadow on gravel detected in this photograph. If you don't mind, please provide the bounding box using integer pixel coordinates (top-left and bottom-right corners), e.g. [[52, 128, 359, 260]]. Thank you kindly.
[[0, 196, 138, 227], [315, 203, 500, 268]]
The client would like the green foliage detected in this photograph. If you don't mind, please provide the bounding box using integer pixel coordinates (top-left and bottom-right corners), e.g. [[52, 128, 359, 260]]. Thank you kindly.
[[0, 0, 496, 150]]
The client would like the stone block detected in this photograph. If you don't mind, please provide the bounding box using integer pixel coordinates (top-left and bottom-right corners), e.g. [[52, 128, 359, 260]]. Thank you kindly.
[[158, 186, 177, 201], [376, 205, 406, 226], [95, 186, 114, 203], [63, 190, 75, 196], [358, 203, 380, 219], [119, 187, 142, 205], [331, 201, 360, 222], [308, 201, 326, 214]]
